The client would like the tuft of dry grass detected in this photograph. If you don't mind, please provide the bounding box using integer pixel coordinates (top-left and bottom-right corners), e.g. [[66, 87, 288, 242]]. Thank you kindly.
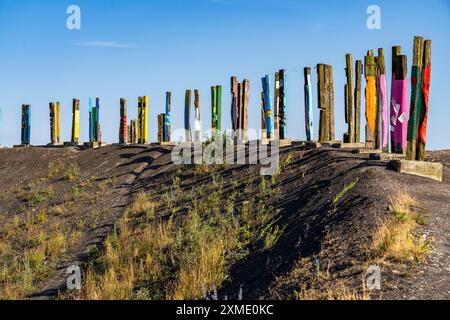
[[65, 163, 80, 182], [373, 190, 431, 263]]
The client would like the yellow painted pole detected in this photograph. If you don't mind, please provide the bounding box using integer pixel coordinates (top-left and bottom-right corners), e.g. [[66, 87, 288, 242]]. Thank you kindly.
[[143, 96, 149, 144], [72, 99, 80, 144], [365, 50, 377, 149], [56, 101, 61, 144]]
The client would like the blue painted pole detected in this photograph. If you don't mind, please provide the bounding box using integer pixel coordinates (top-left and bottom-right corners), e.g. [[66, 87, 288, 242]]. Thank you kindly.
[[21, 105, 31, 145], [184, 90, 192, 142], [262, 75, 272, 139]]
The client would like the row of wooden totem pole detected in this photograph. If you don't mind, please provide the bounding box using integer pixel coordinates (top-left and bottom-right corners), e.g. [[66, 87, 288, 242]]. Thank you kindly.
[[14, 36, 431, 162], [329, 36, 431, 161]]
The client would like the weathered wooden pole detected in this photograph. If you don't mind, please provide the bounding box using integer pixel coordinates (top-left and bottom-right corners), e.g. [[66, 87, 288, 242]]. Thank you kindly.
[[327, 65, 335, 142], [261, 91, 267, 139], [98, 123, 102, 144], [194, 89, 201, 142], [49, 102, 56, 145], [231, 77, 239, 131], [21, 105, 31, 145], [262, 75, 272, 139], [344, 54, 354, 143], [317, 64, 329, 143], [377, 49, 388, 152], [165, 92, 171, 142], [137, 97, 142, 143], [119, 98, 127, 144], [364, 51, 377, 149], [278, 70, 287, 140], [354, 60, 363, 143], [130, 120, 137, 144], [407, 36, 424, 160], [217, 86, 222, 133], [158, 114, 165, 143], [71, 99, 80, 144], [242, 80, 250, 142], [185, 90, 192, 142], [304, 67, 313, 141], [88, 97, 93, 143], [390, 47, 408, 154], [238, 82, 244, 140], [417, 40, 432, 161], [274, 71, 280, 138]]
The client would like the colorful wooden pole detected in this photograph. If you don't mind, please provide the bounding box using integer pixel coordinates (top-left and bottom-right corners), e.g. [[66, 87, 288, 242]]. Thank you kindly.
[[262, 75, 272, 139], [304, 67, 313, 142], [364, 51, 377, 149], [261, 91, 267, 139], [344, 54, 354, 143], [231, 77, 239, 131], [56, 102, 61, 144], [194, 89, 201, 142], [88, 97, 93, 143], [49, 102, 56, 145], [211, 85, 222, 136], [119, 98, 127, 144], [93, 98, 100, 142], [137, 96, 149, 144], [418, 40, 432, 161], [407, 36, 424, 160], [377, 49, 388, 152], [144, 96, 149, 144], [165, 92, 171, 142], [390, 47, 408, 154], [185, 90, 192, 142], [355, 60, 363, 143], [71, 99, 80, 144], [21, 105, 31, 145]]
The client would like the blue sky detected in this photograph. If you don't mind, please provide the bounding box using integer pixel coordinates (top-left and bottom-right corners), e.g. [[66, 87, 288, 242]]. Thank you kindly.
[[0, 0, 449, 149]]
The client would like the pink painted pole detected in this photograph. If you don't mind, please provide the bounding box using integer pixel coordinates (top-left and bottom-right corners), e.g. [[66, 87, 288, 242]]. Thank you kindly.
[[390, 47, 408, 154], [380, 74, 388, 150]]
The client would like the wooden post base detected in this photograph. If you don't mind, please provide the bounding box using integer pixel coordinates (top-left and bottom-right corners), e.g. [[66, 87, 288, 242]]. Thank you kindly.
[[332, 142, 365, 149], [83, 142, 107, 149], [156, 142, 176, 146], [353, 149, 383, 154], [389, 160, 443, 182], [63, 142, 83, 147], [305, 141, 321, 149], [369, 153, 406, 161]]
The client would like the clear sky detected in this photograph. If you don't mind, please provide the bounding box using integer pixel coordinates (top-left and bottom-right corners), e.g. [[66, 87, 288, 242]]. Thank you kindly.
[[0, 0, 449, 149]]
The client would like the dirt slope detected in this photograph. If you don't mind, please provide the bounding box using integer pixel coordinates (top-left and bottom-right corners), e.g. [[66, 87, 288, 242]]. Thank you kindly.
[[0, 145, 448, 300]]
